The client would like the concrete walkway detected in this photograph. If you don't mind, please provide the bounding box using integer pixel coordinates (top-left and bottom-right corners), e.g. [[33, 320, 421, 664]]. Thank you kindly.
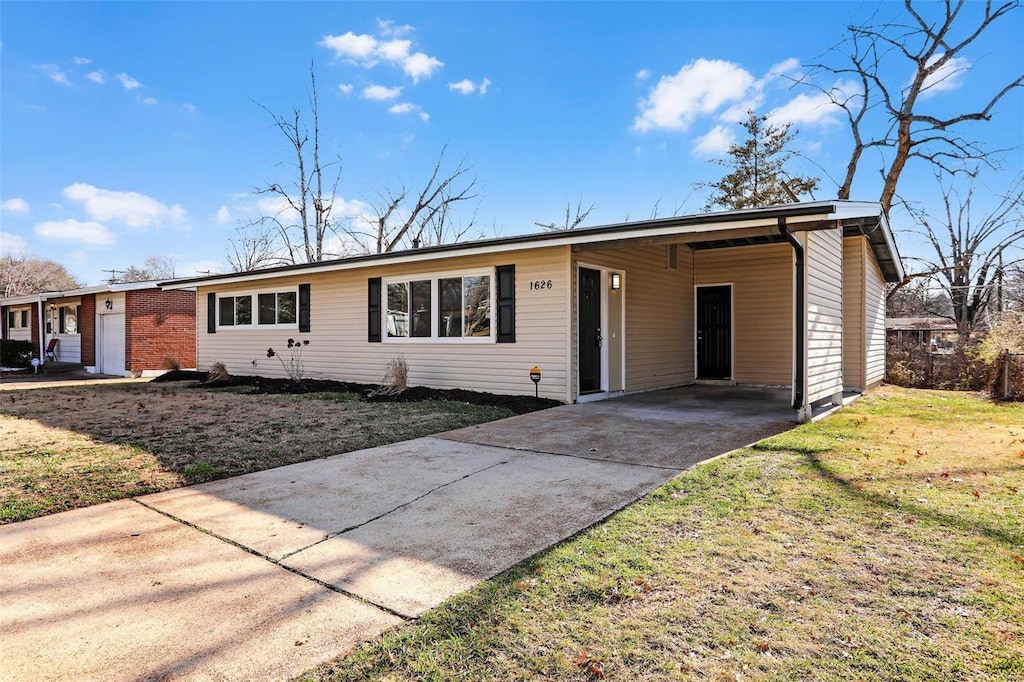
[[0, 386, 796, 681]]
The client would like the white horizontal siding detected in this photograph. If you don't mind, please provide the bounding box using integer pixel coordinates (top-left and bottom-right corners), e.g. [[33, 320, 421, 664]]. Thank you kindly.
[[865, 244, 887, 388], [198, 246, 570, 401], [805, 230, 843, 403], [48, 334, 81, 363], [695, 243, 793, 385]]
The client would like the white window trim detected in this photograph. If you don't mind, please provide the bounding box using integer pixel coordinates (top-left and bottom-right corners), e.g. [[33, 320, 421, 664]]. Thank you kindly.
[[8, 306, 31, 329], [216, 287, 299, 330], [383, 268, 496, 344]]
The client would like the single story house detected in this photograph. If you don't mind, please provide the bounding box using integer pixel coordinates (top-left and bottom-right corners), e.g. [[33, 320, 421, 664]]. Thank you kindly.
[[886, 317, 959, 354], [1, 282, 196, 376], [163, 201, 903, 421]]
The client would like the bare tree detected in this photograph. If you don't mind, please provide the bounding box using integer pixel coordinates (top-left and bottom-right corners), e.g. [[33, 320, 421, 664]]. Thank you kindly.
[[119, 255, 177, 282], [535, 196, 597, 231], [804, 0, 1023, 214], [1, 252, 83, 297], [247, 64, 344, 265], [226, 224, 285, 272], [895, 171, 1024, 333], [350, 144, 479, 253]]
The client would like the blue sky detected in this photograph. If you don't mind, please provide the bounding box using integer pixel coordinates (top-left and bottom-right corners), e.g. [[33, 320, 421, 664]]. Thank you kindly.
[[1, 1, 1022, 285]]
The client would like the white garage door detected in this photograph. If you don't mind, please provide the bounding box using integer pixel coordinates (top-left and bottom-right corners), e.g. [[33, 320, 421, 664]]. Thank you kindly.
[[101, 314, 126, 376]]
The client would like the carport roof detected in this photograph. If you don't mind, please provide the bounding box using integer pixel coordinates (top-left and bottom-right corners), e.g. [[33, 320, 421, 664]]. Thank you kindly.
[[160, 200, 904, 289]]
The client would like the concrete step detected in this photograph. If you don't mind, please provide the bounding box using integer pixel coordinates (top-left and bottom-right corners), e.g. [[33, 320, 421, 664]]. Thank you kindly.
[[41, 362, 86, 374]]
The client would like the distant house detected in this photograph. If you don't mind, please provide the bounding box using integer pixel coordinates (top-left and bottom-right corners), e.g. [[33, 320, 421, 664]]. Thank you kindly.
[[886, 317, 959, 354], [162, 201, 903, 422], [1, 282, 196, 376]]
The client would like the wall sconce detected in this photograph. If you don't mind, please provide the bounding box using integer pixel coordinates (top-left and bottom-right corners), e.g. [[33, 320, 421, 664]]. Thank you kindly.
[[611, 273, 621, 290], [105, 299, 113, 310]]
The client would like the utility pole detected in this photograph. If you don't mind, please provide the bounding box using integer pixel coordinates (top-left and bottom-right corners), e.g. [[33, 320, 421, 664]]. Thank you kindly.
[[996, 252, 1004, 314]]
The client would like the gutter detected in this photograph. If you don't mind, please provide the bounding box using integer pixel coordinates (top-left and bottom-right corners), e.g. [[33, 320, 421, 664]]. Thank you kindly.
[[778, 217, 808, 421]]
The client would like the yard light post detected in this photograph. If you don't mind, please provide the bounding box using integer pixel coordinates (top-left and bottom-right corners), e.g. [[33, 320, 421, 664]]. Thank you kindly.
[[529, 366, 541, 398]]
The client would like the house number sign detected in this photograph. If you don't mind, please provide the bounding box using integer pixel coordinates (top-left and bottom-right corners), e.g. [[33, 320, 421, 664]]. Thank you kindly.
[[529, 279, 554, 291]]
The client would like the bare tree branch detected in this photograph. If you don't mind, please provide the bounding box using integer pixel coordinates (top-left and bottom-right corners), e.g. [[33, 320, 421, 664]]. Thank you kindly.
[[535, 196, 597, 231]]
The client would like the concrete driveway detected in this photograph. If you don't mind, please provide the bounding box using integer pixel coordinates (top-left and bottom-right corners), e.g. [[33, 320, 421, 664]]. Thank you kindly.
[[0, 385, 796, 681]]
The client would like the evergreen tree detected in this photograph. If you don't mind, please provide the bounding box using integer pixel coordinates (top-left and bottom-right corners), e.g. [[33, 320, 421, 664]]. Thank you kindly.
[[701, 111, 819, 211]]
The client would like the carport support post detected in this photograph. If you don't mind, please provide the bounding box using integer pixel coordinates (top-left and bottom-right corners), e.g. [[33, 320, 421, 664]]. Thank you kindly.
[[779, 218, 811, 423]]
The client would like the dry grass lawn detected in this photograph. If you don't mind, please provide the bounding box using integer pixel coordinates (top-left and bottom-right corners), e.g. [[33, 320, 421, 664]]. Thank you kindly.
[[305, 387, 1023, 681], [0, 381, 511, 523]]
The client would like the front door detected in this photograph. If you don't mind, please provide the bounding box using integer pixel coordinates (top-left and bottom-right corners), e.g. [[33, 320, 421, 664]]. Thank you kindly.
[[696, 285, 731, 379], [578, 267, 602, 394]]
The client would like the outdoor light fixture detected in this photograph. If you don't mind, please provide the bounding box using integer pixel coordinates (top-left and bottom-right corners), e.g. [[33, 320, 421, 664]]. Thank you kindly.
[[611, 273, 621, 290]]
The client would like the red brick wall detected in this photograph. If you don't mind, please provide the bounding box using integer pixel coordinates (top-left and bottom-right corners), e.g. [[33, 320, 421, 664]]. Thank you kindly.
[[80, 295, 96, 366], [1, 306, 7, 339], [125, 289, 197, 371], [30, 303, 40, 355]]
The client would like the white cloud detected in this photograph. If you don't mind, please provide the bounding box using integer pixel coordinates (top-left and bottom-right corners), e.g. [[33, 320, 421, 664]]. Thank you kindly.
[[766, 57, 801, 79], [215, 206, 233, 224], [182, 102, 198, 114], [377, 18, 414, 37], [319, 31, 379, 60], [634, 59, 755, 132], [86, 71, 105, 84], [921, 54, 971, 97], [692, 125, 736, 156], [116, 73, 142, 90], [62, 183, 188, 229], [377, 38, 411, 62], [72, 56, 92, 65], [388, 102, 415, 114], [448, 77, 491, 96], [448, 79, 476, 95], [1, 198, 30, 214], [636, 69, 650, 81], [37, 64, 70, 86], [403, 52, 443, 82], [362, 84, 403, 100], [338, 83, 354, 94], [142, 97, 159, 106], [35, 219, 116, 245], [767, 91, 840, 127], [318, 26, 443, 83], [1, 231, 29, 254]]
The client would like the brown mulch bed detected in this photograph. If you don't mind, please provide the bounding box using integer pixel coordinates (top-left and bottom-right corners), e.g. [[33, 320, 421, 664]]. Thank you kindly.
[[154, 370, 562, 415]]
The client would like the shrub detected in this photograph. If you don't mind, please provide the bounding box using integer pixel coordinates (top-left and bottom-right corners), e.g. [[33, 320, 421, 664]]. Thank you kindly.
[[373, 353, 408, 396], [266, 338, 310, 382], [162, 355, 182, 371], [0, 340, 34, 368], [207, 361, 230, 383]]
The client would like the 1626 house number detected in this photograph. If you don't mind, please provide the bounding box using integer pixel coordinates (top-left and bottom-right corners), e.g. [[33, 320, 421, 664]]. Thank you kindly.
[[529, 279, 554, 291]]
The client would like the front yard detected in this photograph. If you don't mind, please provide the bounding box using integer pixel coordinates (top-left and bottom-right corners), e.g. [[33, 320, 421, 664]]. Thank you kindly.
[[305, 387, 1023, 681], [0, 381, 511, 523]]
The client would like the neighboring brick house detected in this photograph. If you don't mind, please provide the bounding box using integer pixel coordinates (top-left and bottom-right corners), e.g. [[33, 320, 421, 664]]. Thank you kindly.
[[0, 282, 196, 376]]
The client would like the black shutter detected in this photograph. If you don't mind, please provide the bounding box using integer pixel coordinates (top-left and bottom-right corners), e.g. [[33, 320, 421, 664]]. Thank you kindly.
[[496, 264, 516, 343], [368, 277, 382, 342], [298, 284, 311, 332], [59, 307, 66, 334], [207, 293, 217, 334]]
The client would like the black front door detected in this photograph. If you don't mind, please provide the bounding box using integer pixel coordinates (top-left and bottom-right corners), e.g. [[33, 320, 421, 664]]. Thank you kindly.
[[578, 267, 602, 394], [696, 285, 731, 379]]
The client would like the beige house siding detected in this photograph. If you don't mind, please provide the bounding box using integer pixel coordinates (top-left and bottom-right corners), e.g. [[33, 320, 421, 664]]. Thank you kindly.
[[197, 246, 571, 401], [571, 245, 693, 397], [805, 229, 844, 403], [864, 242, 887, 388], [842, 237, 866, 390], [695, 243, 793, 385]]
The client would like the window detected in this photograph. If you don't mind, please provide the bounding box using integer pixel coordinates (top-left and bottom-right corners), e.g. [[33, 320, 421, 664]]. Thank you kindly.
[[381, 271, 492, 342], [387, 280, 431, 338], [258, 292, 296, 325], [6, 311, 15, 329], [6, 309, 28, 329], [218, 295, 252, 327], [440, 275, 491, 338], [20, 310, 28, 328], [58, 305, 80, 335], [218, 290, 298, 328]]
